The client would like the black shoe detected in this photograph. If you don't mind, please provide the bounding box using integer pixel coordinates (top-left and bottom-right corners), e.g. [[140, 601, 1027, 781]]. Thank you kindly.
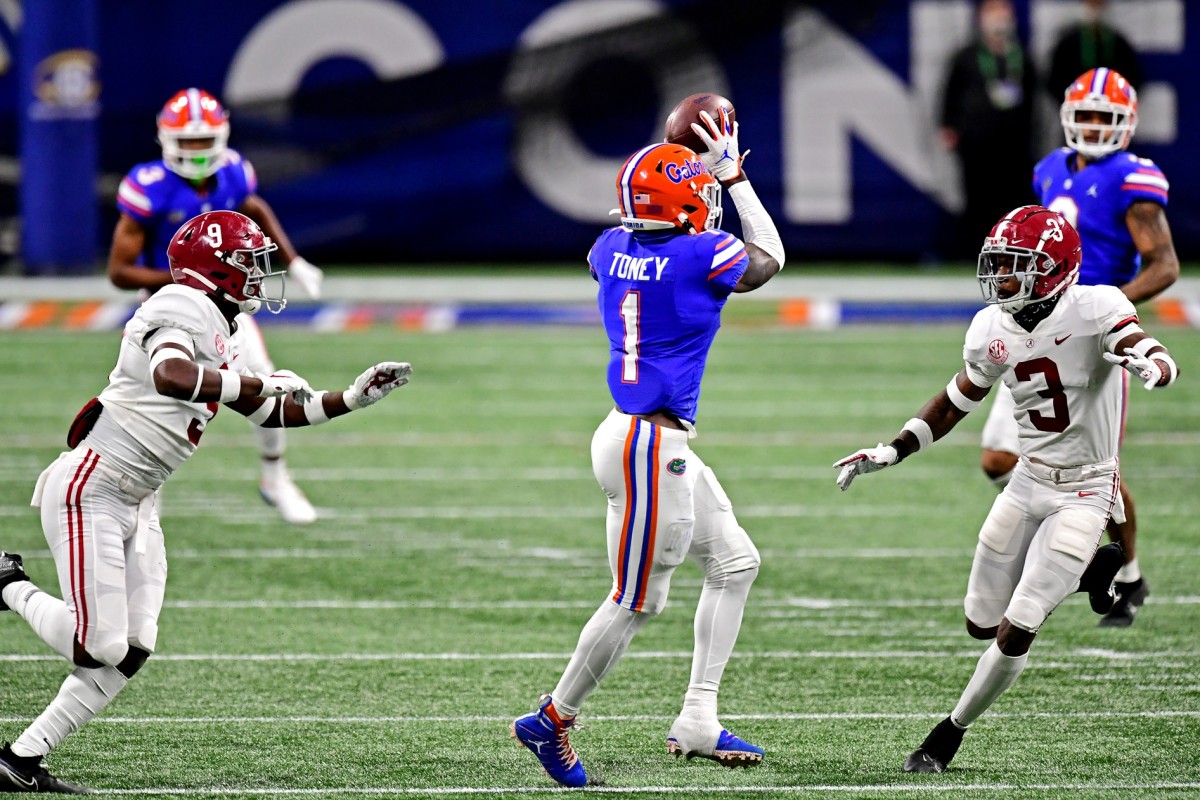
[[903, 716, 965, 773], [0, 744, 91, 793], [1098, 578, 1150, 628], [1078, 542, 1125, 615], [0, 552, 28, 611]]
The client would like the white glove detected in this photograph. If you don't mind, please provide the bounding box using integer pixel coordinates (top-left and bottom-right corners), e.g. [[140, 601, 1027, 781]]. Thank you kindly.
[[257, 369, 314, 404], [1103, 349, 1166, 390], [287, 256, 324, 300], [345, 362, 412, 410], [689, 109, 745, 182], [833, 444, 899, 492]]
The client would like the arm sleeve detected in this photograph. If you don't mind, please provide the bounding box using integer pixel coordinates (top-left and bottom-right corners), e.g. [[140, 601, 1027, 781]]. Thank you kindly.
[[1120, 157, 1169, 210], [116, 166, 162, 221], [704, 232, 749, 299]]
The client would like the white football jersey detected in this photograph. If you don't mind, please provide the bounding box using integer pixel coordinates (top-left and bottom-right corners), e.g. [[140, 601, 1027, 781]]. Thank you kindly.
[[98, 285, 243, 475], [963, 285, 1139, 468]]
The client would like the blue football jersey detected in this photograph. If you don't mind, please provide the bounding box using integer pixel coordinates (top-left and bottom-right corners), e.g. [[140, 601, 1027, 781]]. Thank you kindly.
[[116, 150, 258, 268], [589, 227, 749, 424], [1034, 147, 1169, 287]]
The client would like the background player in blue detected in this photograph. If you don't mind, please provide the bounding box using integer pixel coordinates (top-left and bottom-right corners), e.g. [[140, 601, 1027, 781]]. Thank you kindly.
[[107, 88, 327, 525], [512, 109, 784, 787], [978, 68, 1180, 626]]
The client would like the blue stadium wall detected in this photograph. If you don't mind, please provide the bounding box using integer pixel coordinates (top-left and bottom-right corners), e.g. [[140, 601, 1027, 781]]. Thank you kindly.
[[0, 0, 1196, 270]]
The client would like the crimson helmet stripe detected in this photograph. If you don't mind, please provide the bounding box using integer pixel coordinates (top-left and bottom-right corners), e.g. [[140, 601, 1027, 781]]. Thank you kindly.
[[186, 88, 202, 122], [620, 144, 661, 220]]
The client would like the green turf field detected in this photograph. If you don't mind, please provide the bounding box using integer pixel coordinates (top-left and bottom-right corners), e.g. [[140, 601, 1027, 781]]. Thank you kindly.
[[1, 324, 1198, 798]]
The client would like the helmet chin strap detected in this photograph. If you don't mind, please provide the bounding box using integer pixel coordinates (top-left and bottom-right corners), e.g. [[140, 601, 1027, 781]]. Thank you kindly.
[[237, 297, 262, 315]]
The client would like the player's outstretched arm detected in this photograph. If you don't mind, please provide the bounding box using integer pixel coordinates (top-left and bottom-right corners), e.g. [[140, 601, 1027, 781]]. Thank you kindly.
[[1104, 331, 1179, 391], [688, 109, 784, 293], [230, 362, 413, 428], [833, 371, 990, 491], [150, 342, 312, 405], [108, 214, 174, 291], [240, 194, 324, 300], [1121, 201, 1180, 304]]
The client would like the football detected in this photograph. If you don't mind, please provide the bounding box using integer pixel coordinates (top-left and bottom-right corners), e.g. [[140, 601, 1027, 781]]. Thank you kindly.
[[664, 93, 736, 154]]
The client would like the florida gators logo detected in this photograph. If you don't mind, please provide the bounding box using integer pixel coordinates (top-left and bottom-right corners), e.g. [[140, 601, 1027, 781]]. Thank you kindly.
[[667, 458, 687, 476]]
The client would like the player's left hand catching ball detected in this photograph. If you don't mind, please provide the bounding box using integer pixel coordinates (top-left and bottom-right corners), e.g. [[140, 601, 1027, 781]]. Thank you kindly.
[[288, 256, 325, 300], [345, 362, 413, 410], [833, 444, 899, 491], [690, 109, 745, 182]]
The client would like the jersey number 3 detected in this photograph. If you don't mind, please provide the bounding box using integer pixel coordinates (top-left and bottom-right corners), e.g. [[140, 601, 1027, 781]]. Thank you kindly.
[[619, 290, 640, 383], [1015, 357, 1070, 433]]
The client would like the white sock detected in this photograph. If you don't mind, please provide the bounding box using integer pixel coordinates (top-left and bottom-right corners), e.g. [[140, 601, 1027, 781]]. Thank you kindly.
[[551, 600, 649, 718], [11, 666, 129, 758], [685, 566, 757, 707], [1115, 557, 1141, 584], [255, 425, 286, 468], [950, 642, 1028, 727], [3, 581, 76, 661]]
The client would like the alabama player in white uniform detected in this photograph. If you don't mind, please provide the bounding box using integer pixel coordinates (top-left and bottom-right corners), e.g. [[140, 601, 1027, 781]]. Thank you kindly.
[[833, 206, 1177, 773], [0, 211, 410, 794]]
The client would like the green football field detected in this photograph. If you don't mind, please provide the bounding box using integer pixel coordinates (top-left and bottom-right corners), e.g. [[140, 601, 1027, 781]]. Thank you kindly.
[[1, 323, 1198, 798]]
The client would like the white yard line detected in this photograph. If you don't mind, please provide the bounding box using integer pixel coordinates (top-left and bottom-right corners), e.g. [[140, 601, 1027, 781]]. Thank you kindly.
[[2, 649, 1196, 663]]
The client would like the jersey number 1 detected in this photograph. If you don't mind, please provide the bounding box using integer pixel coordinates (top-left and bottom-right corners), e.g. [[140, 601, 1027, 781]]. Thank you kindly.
[[620, 290, 640, 383]]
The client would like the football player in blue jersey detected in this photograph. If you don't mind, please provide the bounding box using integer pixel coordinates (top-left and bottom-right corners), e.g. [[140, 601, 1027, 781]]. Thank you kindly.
[[106, 89, 326, 525], [512, 109, 784, 787], [978, 68, 1179, 626]]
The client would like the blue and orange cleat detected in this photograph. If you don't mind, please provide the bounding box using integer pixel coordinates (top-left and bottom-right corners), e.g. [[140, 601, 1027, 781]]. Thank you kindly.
[[668, 728, 764, 768], [512, 695, 587, 787]]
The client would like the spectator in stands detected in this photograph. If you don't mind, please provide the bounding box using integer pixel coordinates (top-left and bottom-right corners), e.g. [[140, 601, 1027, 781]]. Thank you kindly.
[[939, 0, 1037, 258], [1046, 0, 1143, 98]]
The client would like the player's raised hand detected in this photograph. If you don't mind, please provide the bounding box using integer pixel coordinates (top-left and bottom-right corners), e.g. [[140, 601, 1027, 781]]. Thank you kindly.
[[288, 256, 325, 300], [257, 369, 314, 403], [345, 362, 412, 410], [1103, 349, 1171, 390], [690, 109, 745, 182], [833, 444, 899, 491]]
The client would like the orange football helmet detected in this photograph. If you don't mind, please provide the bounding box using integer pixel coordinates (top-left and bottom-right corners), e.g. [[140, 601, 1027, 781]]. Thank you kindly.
[[615, 143, 721, 234], [157, 88, 231, 180], [1060, 67, 1137, 159]]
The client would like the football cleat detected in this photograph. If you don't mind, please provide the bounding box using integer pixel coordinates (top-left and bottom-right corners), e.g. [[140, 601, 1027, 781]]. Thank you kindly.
[[511, 696, 586, 788], [903, 716, 966, 773], [1099, 578, 1150, 628], [0, 744, 91, 794], [259, 473, 317, 526], [1078, 542, 1125, 615], [0, 552, 28, 611], [667, 728, 764, 768]]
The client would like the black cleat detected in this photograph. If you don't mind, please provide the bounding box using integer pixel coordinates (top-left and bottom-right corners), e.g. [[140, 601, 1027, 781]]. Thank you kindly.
[[0, 552, 29, 611], [1078, 542, 1125, 615], [903, 716, 966, 773], [1098, 578, 1150, 628], [0, 744, 91, 793]]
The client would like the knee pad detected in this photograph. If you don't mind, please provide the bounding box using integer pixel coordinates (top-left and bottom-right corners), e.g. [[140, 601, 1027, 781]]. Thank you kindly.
[[128, 621, 159, 655], [84, 637, 129, 668], [117, 645, 151, 679], [1003, 597, 1045, 633]]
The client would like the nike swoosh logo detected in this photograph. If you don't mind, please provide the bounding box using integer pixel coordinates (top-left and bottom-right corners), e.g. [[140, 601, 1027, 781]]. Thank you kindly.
[[1078, 491, 1099, 497], [0, 761, 36, 789], [1055, 335, 1072, 345]]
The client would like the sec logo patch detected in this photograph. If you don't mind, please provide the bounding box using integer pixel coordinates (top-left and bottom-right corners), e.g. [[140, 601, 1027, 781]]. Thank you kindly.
[[987, 339, 1008, 365], [667, 458, 687, 476]]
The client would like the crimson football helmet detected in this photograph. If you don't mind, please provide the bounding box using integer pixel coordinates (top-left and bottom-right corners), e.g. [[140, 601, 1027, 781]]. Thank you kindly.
[[615, 143, 721, 234], [167, 210, 283, 314], [977, 205, 1081, 314], [1060, 67, 1137, 159], [157, 88, 230, 180]]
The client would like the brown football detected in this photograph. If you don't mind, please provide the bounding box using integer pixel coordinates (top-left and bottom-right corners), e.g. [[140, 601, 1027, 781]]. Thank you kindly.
[[664, 93, 736, 154]]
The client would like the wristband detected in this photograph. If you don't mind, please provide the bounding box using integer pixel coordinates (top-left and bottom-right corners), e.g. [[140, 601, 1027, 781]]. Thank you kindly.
[[246, 396, 277, 426], [218, 369, 242, 403], [1151, 352, 1178, 387], [303, 391, 331, 425], [188, 367, 204, 403], [946, 376, 981, 412], [901, 417, 934, 452]]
